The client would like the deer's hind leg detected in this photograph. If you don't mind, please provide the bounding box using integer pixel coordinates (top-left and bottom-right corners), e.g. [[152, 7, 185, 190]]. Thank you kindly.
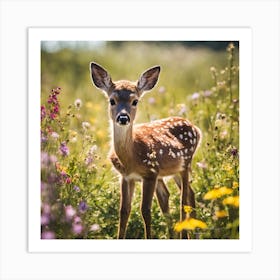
[[155, 179, 175, 238], [180, 166, 196, 239], [156, 179, 170, 214]]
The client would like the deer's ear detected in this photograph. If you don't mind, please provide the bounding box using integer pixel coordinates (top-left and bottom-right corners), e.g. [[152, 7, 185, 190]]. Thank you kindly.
[[137, 66, 160, 95], [90, 62, 113, 93]]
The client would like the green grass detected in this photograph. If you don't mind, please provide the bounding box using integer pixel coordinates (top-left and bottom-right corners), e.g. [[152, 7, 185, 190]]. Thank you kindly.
[[41, 41, 239, 239]]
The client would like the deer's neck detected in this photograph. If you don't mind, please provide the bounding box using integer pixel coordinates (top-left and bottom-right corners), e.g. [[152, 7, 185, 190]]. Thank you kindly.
[[112, 123, 134, 166]]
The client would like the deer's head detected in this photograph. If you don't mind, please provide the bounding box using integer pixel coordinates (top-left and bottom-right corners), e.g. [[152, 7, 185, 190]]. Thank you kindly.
[[90, 62, 160, 126]]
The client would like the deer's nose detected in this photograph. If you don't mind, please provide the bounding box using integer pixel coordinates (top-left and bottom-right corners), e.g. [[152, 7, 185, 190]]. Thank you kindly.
[[116, 113, 130, 125]]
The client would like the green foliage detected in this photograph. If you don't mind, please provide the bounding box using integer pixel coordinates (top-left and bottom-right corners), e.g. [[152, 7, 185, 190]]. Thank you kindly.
[[41, 42, 239, 239]]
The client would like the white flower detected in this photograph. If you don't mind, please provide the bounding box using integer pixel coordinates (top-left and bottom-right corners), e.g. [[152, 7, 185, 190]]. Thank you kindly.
[[82, 121, 90, 130], [74, 99, 82, 109], [51, 132, 59, 139]]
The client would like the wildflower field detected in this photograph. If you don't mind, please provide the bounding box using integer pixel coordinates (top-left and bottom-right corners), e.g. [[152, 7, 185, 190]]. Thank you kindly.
[[41, 41, 239, 239]]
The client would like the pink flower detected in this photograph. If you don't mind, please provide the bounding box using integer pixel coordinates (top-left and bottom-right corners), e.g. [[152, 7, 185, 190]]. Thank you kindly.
[[41, 231, 56, 239], [191, 92, 200, 100], [72, 223, 83, 235], [65, 205, 76, 221], [196, 161, 208, 169]]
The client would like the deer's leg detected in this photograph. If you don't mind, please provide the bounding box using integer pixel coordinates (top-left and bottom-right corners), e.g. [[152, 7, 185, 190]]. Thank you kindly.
[[118, 177, 135, 239], [156, 179, 170, 214], [141, 177, 157, 239], [180, 168, 196, 239], [156, 179, 175, 238]]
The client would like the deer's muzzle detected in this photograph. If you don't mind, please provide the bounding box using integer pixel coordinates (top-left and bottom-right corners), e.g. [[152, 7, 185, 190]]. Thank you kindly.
[[116, 113, 130, 126]]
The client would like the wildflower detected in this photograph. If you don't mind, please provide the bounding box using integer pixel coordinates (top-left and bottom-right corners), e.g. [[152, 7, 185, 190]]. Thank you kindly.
[[41, 214, 50, 225], [41, 231, 56, 239], [158, 86, 166, 94], [82, 121, 91, 130], [59, 141, 69, 156], [232, 181, 239, 189], [72, 223, 83, 235], [148, 97, 156, 105], [203, 186, 233, 200], [65, 205, 76, 221], [89, 145, 97, 153], [227, 42, 235, 52], [65, 177, 71, 184], [191, 92, 200, 100], [69, 130, 78, 142], [73, 185, 80, 192], [203, 90, 212, 97], [222, 196, 239, 207], [223, 164, 234, 175], [85, 145, 97, 166], [210, 66, 216, 73], [74, 98, 82, 109], [215, 210, 228, 218], [78, 201, 88, 213], [90, 224, 100, 232], [174, 218, 207, 232], [41, 106, 46, 120], [177, 104, 187, 116], [196, 161, 207, 169], [42, 203, 51, 214], [73, 216, 82, 224], [220, 130, 228, 139], [184, 205, 193, 214], [230, 148, 238, 157], [51, 132, 59, 139]]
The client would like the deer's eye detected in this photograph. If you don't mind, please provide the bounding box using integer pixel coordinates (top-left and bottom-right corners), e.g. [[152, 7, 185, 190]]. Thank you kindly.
[[109, 99, 116, 106], [132, 99, 138, 107]]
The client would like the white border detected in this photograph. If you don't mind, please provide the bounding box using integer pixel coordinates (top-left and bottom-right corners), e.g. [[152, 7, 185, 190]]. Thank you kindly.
[[28, 27, 252, 253]]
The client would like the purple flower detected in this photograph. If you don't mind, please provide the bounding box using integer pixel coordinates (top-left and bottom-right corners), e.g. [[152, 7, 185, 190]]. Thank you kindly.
[[78, 201, 88, 213], [231, 148, 238, 157], [191, 92, 200, 100], [41, 214, 50, 225], [41, 106, 46, 120], [41, 231, 56, 239], [72, 223, 83, 235], [73, 185, 80, 192], [59, 142, 69, 156]]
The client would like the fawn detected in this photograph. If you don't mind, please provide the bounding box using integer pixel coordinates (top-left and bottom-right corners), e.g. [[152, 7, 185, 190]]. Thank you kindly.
[[90, 62, 201, 239]]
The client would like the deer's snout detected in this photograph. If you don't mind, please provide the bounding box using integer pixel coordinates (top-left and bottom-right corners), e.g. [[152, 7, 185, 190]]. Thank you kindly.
[[116, 113, 130, 126]]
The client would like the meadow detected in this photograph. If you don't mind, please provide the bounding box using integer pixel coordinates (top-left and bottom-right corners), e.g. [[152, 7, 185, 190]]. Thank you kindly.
[[41, 41, 239, 239]]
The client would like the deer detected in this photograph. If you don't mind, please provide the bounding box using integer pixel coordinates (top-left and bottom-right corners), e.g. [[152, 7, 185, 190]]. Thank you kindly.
[[90, 62, 201, 239]]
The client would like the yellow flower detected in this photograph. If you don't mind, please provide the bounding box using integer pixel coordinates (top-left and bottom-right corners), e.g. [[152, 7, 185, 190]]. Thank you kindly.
[[222, 196, 239, 207], [174, 218, 207, 232], [223, 163, 234, 175], [184, 205, 193, 214], [215, 210, 228, 218], [232, 181, 239, 189], [203, 186, 233, 200]]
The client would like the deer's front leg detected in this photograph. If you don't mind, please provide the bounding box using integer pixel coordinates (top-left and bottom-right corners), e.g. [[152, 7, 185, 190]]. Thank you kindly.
[[118, 177, 135, 239], [141, 176, 157, 239]]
